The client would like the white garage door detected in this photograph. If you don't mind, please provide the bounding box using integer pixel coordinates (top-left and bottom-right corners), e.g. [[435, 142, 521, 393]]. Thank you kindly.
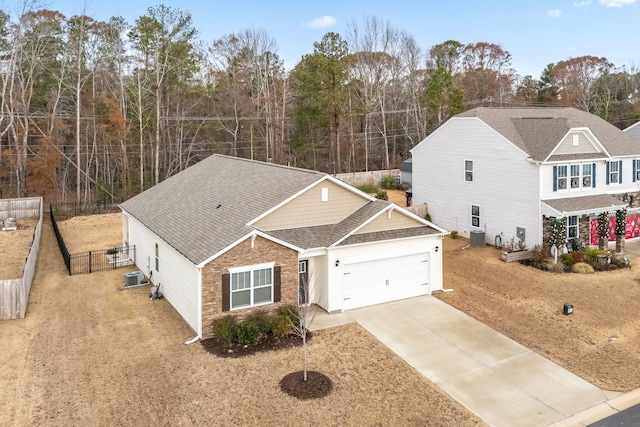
[[342, 252, 430, 310]]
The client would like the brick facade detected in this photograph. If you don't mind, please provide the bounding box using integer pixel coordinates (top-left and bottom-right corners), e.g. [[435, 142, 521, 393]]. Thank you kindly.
[[200, 235, 299, 338]]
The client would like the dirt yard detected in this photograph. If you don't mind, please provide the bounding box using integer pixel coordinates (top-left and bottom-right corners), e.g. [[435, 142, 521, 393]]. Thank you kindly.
[[437, 236, 640, 392], [0, 214, 485, 426], [0, 218, 39, 279]]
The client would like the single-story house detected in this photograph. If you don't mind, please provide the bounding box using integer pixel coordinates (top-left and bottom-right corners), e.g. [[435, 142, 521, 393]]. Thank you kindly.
[[120, 155, 447, 339], [411, 107, 640, 249]]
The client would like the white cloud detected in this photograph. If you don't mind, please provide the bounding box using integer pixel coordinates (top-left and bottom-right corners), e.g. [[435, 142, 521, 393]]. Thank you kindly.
[[304, 15, 337, 29], [547, 9, 562, 17], [598, 0, 636, 6], [573, 0, 592, 6]]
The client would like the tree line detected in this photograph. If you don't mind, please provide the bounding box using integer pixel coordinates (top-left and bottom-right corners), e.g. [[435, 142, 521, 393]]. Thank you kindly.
[[1, 5, 638, 204]]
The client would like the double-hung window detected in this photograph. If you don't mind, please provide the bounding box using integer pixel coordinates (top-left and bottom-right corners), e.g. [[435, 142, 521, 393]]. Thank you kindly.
[[608, 161, 620, 184], [230, 263, 274, 310], [582, 164, 592, 187], [556, 165, 567, 190], [570, 165, 580, 189], [465, 160, 474, 182], [471, 204, 480, 228], [567, 216, 578, 240]]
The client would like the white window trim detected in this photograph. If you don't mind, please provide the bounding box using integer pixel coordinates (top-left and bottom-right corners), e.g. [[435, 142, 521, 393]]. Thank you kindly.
[[321, 187, 329, 202], [557, 165, 568, 191], [582, 164, 593, 189], [635, 158, 640, 181], [464, 160, 473, 182], [567, 215, 579, 240], [609, 161, 620, 185], [557, 163, 595, 192], [471, 204, 480, 228], [229, 262, 275, 310], [154, 242, 160, 272]]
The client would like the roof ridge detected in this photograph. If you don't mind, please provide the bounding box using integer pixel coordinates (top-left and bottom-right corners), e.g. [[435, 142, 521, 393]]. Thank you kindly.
[[212, 154, 326, 177]]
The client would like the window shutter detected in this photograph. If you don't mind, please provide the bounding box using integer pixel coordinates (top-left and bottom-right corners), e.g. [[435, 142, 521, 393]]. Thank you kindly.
[[606, 162, 610, 185], [619, 160, 623, 183], [553, 166, 557, 192], [222, 273, 230, 312], [273, 266, 281, 303], [592, 163, 596, 188], [634, 160, 637, 183]]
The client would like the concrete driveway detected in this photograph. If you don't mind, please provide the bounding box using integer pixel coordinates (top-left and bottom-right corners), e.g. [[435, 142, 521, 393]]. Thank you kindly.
[[311, 296, 611, 427]]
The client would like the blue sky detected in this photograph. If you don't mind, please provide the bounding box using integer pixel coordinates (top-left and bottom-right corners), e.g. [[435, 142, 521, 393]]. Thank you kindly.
[[17, 0, 640, 77]]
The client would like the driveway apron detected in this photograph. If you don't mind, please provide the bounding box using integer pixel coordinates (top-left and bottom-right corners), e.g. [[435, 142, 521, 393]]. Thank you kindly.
[[311, 296, 607, 427]]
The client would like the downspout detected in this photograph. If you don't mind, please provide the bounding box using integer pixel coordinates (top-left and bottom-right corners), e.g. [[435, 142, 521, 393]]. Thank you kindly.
[[185, 265, 203, 345]]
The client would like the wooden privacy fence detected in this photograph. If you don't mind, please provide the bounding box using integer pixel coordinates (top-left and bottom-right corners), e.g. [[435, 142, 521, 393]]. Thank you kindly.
[[0, 197, 43, 320], [50, 206, 135, 275]]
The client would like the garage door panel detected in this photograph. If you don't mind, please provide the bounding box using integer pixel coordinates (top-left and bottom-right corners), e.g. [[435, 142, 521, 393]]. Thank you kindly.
[[342, 253, 430, 310]]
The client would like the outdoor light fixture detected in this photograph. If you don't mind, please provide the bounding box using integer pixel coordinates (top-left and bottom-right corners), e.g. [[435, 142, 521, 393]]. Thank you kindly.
[[335, 259, 340, 267], [435, 246, 439, 252]]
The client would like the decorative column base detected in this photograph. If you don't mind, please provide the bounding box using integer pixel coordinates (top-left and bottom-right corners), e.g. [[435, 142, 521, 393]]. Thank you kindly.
[[615, 235, 625, 254], [598, 237, 607, 251]]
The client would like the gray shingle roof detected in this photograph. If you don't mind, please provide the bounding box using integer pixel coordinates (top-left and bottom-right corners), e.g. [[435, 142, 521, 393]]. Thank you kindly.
[[542, 194, 627, 215], [264, 200, 392, 249], [120, 155, 325, 264], [339, 227, 440, 246], [457, 107, 640, 161]]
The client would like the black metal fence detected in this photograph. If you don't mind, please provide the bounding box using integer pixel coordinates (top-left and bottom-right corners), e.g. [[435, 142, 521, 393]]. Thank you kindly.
[[50, 200, 124, 220], [50, 205, 135, 275]]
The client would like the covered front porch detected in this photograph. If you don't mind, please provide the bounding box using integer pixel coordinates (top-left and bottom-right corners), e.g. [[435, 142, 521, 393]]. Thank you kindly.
[[541, 194, 632, 251]]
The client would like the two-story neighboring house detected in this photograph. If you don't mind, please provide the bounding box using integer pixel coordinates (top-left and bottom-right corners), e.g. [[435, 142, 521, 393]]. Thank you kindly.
[[411, 107, 640, 249]]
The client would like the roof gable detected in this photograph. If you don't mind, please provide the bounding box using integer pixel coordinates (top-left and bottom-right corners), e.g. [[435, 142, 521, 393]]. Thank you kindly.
[[120, 155, 325, 264], [545, 128, 609, 162], [456, 107, 640, 161]]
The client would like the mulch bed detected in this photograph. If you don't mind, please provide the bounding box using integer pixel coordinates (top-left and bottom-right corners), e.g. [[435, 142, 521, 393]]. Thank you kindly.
[[279, 371, 334, 400], [200, 332, 312, 358]]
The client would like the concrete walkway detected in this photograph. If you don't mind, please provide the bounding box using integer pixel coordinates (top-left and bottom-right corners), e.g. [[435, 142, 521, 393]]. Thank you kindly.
[[310, 296, 616, 427]]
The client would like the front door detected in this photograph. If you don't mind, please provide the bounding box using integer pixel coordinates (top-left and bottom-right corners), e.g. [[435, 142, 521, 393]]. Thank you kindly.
[[298, 260, 309, 304]]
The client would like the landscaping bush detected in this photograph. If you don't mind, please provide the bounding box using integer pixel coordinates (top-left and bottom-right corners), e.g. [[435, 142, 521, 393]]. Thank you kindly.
[[212, 315, 238, 345], [585, 247, 604, 262], [380, 175, 396, 189], [246, 311, 272, 335], [425, 212, 431, 222], [235, 320, 261, 346], [560, 253, 575, 267], [531, 244, 549, 265], [571, 251, 585, 263], [278, 304, 300, 325], [450, 230, 458, 239], [375, 189, 388, 200], [356, 182, 379, 194], [270, 315, 292, 337], [546, 261, 567, 273], [573, 262, 595, 274]]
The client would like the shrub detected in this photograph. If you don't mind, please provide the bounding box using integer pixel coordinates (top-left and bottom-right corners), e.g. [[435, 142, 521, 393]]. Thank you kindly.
[[585, 247, 605, 262], [246, 311, 272, 334], [380, 175, 396, 189], [235, 320, 261, 346], [560, 253, 574, 267], [212, 315, 238, 345], [572, 251, 585, 263], [270, 315, 292, 337], [375, 189, 388, 200], [573, 262, 595, 274], [531, 244, 549, 265], [546, 261, 568, 273], [450, 230, 458, 239], [425, 212, 431, 222], [356, 182, 379, 194], [278, 304, 299, 325]]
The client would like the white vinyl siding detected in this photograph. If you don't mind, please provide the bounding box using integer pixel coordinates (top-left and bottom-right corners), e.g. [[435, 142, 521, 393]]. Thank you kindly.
[[125, 213, 199, 333], [411, 117, 540, 246]]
